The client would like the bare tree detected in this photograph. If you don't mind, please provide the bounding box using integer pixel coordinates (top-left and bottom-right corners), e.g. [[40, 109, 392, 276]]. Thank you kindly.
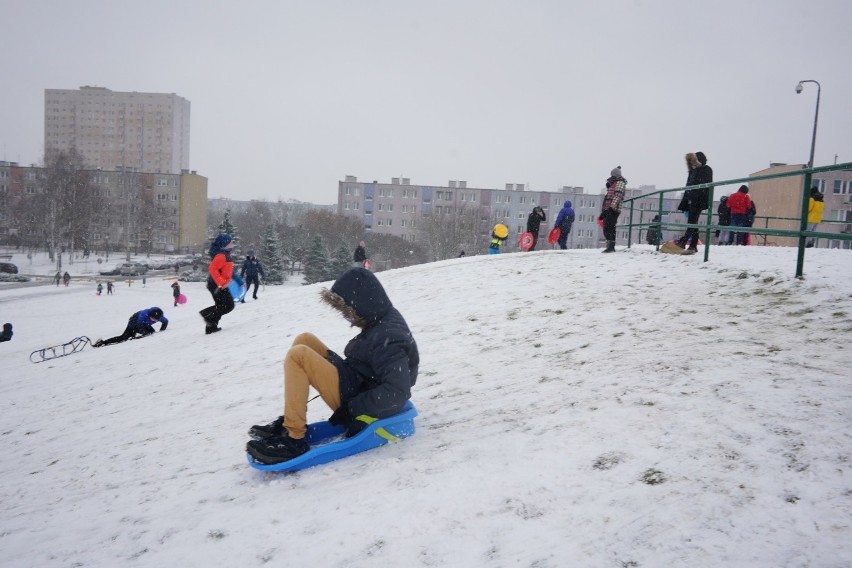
[[417, 205, 483, 261], [35, 149, 100, 267]]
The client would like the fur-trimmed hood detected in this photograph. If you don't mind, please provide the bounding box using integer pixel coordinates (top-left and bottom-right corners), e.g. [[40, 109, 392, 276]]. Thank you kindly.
[[320, 267, 392, 329], [685, 153, 701, 170]]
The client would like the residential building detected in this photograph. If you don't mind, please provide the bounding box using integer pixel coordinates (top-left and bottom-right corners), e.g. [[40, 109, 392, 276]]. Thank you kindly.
[[0, 161, 207, 254], [44, 86, 191, 174], [337, 176, 676, 251], [747, 164, 852, 248]]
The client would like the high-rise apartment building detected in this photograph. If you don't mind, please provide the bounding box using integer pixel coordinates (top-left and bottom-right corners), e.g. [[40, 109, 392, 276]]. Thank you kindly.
[[44, 86, 190, 174]]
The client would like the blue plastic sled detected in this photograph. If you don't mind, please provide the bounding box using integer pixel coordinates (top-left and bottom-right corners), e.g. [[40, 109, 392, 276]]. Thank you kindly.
[[247, 401, 418, 473], [228, 275, 246, 302]]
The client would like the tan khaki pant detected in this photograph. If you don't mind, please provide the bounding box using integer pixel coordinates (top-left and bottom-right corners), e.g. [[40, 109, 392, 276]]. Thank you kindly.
[[283, 333, 341, 439]]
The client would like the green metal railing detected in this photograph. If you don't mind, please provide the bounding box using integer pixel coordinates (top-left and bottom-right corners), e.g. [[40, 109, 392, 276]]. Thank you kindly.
[[621, 162, 852, 277]]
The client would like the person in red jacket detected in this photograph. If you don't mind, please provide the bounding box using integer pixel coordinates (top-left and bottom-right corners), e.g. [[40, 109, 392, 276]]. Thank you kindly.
[[726, 185, 752, 246], [199, 233, 235, 334]]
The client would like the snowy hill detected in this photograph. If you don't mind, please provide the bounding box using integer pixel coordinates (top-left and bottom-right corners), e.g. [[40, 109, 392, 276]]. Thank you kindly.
[[1, 246, 851, 567]]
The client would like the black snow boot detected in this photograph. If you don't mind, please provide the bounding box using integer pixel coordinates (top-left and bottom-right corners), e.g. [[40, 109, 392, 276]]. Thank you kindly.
[[602, 241, 616, 253], [248, 416, 284, 440], [247, 434, 309, 465]]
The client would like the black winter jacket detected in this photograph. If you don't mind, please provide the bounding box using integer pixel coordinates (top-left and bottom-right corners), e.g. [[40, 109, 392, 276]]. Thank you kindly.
[[324, 268, 419, 419]]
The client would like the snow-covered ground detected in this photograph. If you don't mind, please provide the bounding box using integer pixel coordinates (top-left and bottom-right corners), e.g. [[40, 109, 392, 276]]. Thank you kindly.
[[1, 245, 851, 567]]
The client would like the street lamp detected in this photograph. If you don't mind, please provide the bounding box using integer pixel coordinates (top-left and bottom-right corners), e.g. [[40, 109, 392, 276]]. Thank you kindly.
[[795, 80, 821, 168]]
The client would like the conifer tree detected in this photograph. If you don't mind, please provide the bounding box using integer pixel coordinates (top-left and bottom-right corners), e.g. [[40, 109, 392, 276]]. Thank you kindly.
[[302, 235, 329, 285], [260, 224, 286, 284], [326, 244, 352, 281], [216, 210, 240, 256]]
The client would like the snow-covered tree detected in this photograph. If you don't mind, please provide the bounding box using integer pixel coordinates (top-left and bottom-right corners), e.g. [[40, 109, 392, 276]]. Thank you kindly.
[[326, 244, 352, 281], [260, 224, 286, 284], [302, 235, 329, 285], [217, 210, 240, 257]]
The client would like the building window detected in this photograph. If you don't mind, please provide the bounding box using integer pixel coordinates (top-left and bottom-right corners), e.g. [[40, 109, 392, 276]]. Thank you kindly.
[[833, 180, 843, 194]]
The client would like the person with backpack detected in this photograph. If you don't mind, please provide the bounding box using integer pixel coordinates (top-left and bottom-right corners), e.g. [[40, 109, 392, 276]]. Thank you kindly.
[[247, 267, 419, 465], [199, 234, 235, 334], [240, 250, 265, 302], [93, 307, 168, 347], [526, 206, 547, 251], [553, 201, 576, 250]]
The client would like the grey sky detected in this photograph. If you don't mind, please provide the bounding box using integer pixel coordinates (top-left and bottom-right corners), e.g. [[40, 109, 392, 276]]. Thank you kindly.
[[1, 0, 850, 204]]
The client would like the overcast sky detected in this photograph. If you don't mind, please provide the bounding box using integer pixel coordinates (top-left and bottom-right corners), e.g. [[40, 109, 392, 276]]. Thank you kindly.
[[1, 0, 850, 204]]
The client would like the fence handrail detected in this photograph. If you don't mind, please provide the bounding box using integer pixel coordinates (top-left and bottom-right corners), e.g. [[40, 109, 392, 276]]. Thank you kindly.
[[621, 162, 852, 277]]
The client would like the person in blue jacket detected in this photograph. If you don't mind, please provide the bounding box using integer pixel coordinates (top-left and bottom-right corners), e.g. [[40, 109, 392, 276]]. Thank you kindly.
[[247, 267, 419, 465], [93, 307, 168, 347], [239, 250, 265, 302], [553, 200, 576, 250]]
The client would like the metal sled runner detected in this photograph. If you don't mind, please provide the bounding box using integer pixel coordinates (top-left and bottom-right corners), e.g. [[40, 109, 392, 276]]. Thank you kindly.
[[30, 336, 93, 364]]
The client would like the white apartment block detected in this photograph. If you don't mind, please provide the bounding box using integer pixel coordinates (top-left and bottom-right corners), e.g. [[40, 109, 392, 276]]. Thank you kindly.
[[45, 86, 190, 175]]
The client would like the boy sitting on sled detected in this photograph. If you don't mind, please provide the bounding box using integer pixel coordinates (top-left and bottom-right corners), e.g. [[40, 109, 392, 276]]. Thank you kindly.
[[247, 267, 419, 465]]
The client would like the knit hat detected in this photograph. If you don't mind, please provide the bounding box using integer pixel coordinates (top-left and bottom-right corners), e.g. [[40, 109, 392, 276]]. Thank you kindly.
[[247, 249, 255, 257], [738, 185, 749, 194], [610, 166, 622, 178]]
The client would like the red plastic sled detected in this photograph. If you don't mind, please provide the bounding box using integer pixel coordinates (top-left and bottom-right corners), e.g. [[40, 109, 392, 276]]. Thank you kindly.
[[177, 294, 187, 305], [547, 227, 561, 244], [519, 232, 534, 251]]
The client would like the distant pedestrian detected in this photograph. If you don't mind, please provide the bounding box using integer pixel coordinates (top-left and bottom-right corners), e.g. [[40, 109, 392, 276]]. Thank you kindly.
[[716, 195, 731, 245], [54, 271, 61, 286], [0, 323, 12, 343], [353, 241, 367, 267], [174, 262, 180, 275], [806, 186, 825, 248], [675, 152, 713, 251], [107, 281, 114, 295], [62, 271, 70, 287], [96, 282, 103, 296], [745, 200, 757, 246], [646, 215, 662, 246], [553, 201, 575, 250], [726, 185, 752, 246], [526, 206, 547, 251], [488, 224, 509, 254], [240, 250, 265, 302], [600, 167, 626, 253], [458, 250, 466, 258], [171, 280, 181, 307], [199, 233, 236, 335], [93, 307, 168, 348]]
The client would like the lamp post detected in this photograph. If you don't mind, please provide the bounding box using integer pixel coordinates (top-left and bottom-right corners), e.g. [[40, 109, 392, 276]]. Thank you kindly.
[[795, 80, 821, 168]]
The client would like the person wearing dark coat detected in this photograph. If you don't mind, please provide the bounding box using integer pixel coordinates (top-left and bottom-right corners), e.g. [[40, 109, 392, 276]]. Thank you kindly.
[[676, 151, 713, 251], [716, 195, 731, 245], [646, 215, 662, 246], [199, 234, 235, 334], [239, 250, 265, 302], [247, 267, 419, 465], [0, 323, 13, 342], [553, 201, 575, 250], [353, 241, 367, 267], [93, 307, 168, 347], [171, 281, 181, 306], [600, 167, 627, 253], [526, 206, 547, 251]]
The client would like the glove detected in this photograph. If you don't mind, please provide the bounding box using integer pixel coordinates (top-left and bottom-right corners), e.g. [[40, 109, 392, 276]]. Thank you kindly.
[[329, 406, 368, 438]]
